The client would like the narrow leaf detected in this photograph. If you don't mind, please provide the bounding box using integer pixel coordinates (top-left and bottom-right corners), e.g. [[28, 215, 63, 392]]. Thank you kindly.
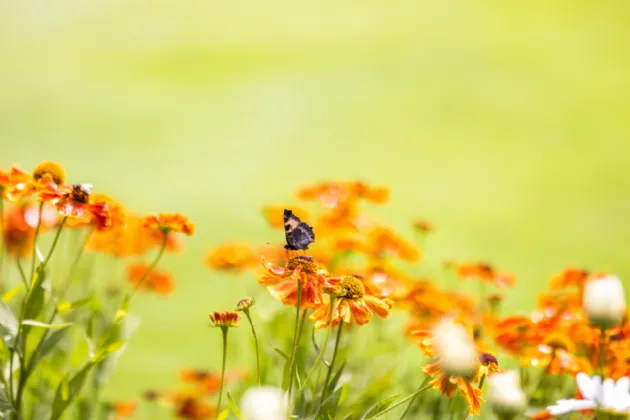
[[227, 390, 242, 418], [56, 297, 93, 313], [0, 387, 14, 413], [21, 320, 72, 329], [23, 265, 46, 321], [272, 347, 288, 360], [51, 363, 94, 420], [360, 394, 402, 419], [0, 300, 18, 344], [25, 328, 69, 380], [217, 408, 229, 420], [2, 284, 24, 303]]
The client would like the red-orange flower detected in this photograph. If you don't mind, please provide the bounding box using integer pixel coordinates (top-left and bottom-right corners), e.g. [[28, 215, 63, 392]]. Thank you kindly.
[[180, 369, 222, 394], [208, 311, 241, 328], [110, 401, 136, 418], [423, 360, 483, 416], [126, 263, 175, 295], [143, 213, 194, 236], [2, 202, 59, 258], [550, 267, 590, 290], [0, 166, 36, 202], [520, 332, 591, 376], [310, 275, 393, 328], [169, 391, 216, 419], [259, 256, 327, 309], [261, 205, 310, 229], [446, 261, 516, 287], [205, 243, 258, 272], [38, 182, 112, 229]]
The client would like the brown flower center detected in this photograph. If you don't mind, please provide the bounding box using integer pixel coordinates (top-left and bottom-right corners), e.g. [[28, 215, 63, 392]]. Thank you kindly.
[[339, 276, 365, 299], [544, 334, 571, 352], [478, 353, 498, 366], [286, 256, 318, 274], [32, 161, 66, 185], [70, 184, 90, 204]]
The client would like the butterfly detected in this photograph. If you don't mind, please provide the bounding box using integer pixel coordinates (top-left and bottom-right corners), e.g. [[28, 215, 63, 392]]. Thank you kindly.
[[284, 209, 315, 251]]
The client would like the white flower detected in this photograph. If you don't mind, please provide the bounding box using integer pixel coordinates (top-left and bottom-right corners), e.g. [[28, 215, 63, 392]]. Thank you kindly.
[[241, 386, 288, 420], [432, 319, 478, 380], [583, 275, 626, 329], [487, 371, 527, 416], [546, 373, 630, 416]]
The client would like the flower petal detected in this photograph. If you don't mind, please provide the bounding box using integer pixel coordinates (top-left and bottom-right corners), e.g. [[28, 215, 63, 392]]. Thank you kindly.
[[547, 399, 596, 416]]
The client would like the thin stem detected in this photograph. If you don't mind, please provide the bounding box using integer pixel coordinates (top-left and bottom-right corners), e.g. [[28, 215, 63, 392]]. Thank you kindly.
[[216, 327, 229, 419], [243, 310, 261, 386], [131, 231, 168, 297], [287, 280, 303, 397], [320, 321, 344, 404], [398, 376, 431, 420], [29, 202, 44, 281], [296, 296, 335, 400], [15, 257, 28, 289], [372, 382, 433, 419], [60, 226, 94, 297], [598, 327, 607, 379], [43, 217, 67, 267]]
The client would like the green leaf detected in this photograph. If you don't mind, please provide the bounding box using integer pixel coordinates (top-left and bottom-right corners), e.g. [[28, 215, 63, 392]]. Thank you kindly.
[[2, 284, 24, 303], [217, 408, 229, 420], [51, 363, 94, 420], [0, 387, 14, 413], [21, 320, 72, 329], [272, 346, 288, 361], [227, 390, 242, 418], [23, 264, 46, 321], [56, 296, 94, 314], [113, 295, 130, 325], [25, 328, 70, 381], [360, 394, 402, 419], [0, 300, 18, 346]]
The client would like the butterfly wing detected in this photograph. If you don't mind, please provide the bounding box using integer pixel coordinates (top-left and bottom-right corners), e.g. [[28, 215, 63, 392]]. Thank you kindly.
[[284, 209, 315, 250]]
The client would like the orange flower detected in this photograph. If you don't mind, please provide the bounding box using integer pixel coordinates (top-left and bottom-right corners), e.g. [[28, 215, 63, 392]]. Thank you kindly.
[[520, 332, 591, 376], [0, 166, 36, 202], [365, 226, 420, 262], [169, 391, 216, 419], [38, 182, 112, 229], [205, 243, 258, 272], [550, 267, 590, 290], [143, 213, 194, 236], [208, 311, 241, 328], [423, 360, 483, 416], [2, 202, 59, 258], [310, 275, 393, 328], [297, 181, 388, 206], [126, 263, 175, 295], [258, 256, 327, 309], [412, 219, 434, 234], [261, 205, 310, 229], [110, 401, 136, 418], [446, 261, 516, 287], [180, 369, 222, 394], [32, 161, 66, 185]]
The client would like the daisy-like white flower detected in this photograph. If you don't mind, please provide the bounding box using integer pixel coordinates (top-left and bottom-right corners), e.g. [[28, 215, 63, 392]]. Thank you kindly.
[[543, 373, 630, 416]]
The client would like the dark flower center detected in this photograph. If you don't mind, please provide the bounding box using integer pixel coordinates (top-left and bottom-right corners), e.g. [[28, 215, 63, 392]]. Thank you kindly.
[[339, 276, 365, 299], [70, 184, 90, 204], [286, 257, 318, 274]]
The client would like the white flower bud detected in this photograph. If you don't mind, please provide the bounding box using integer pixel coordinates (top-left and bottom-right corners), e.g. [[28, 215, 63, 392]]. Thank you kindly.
[[488, 371, 527, 418], [583, 275, 626, 330], [432, 319, 478, 380], [241, 386, 287, 420]]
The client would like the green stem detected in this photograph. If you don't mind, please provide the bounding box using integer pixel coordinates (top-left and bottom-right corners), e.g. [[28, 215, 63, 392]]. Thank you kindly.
[[599, 327, 607, 378], [398, 376, 431, 420], [216, 327, 229, 419], [131, 231, 168, 297], [371, 382, 433, 419], [287, 280, 303, 397], [29, 202, 44, 281], [296, 296, 335, 400], [43, 217, 67, 267], [320, 320, 344, 404], [243, 310, 261, 386], [16, 257, 28, 289]]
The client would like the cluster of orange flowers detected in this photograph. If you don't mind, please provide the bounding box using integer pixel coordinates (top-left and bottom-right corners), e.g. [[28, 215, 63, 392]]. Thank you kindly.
[[0, 162, 193, 294]]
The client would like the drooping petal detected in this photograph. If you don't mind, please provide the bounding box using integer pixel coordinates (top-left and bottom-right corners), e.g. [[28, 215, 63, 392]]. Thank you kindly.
[[363, 295, 393, 318], [261, 257, 287, 276], [457, 380, 483, 416], [348, 299, 372, 325]]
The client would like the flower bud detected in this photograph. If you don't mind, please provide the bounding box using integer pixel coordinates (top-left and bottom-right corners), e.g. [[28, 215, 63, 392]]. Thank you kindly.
[[487, 371, 526, 419], [241, 386, 287, 420], [583, 275, 626, 330], [432, 319, 479, 380]]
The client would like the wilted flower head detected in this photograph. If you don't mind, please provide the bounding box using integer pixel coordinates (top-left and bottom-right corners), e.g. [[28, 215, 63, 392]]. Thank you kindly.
[[235, 297, 255, 312], [209, 311, 241, 328], [240, 387, 287, 420], [487, 371, 526, 418], [32, 160, 66, 185], [583, 275, 626, 329]]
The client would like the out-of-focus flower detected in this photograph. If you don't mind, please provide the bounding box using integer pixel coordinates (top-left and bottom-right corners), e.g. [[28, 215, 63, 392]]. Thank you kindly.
[[432, 319, 480, 380], [109, 401, 136, 418], [0, 166, 36, 202], [258, 256, 326, 309], [261, 205, 310, 229], [240, 387, 288, 420], [126, 263, 175, 295], [446, 261, 516, 287], [520, 332, 591, 376], [180, 369, 222, 394], [423, 361, 483, 416], [143, 213, 195, 236], [412, 219, 435, 234], [169, 391, 216, 419], [208, 311, 241, 328], [538, 373, 630, 417], [32, 160, 66, 185], [38, 182, 112, 229], [310, 275, 393, 328], [2, 202, 59, 258], [205, 243, 258, 272], [550, 267, 590, 291], [487, 371, 526, 418], [365, 226, 420, 262], [583, 275, 626, 330]]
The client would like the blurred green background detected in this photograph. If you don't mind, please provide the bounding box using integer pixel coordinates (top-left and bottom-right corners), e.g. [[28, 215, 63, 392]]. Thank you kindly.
[[1, 0, 629, 411]]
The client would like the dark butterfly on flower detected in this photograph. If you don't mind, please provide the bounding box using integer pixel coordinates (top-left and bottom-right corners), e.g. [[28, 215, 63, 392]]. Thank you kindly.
[[284, 209, 315, 251]]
